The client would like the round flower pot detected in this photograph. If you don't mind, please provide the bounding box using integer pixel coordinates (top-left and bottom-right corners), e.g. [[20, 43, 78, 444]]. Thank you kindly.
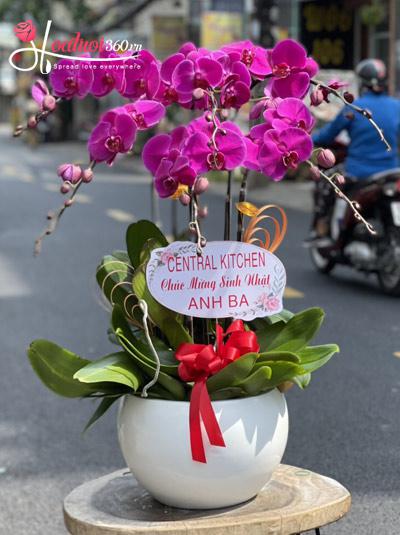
[[117, 389, 288, 509]]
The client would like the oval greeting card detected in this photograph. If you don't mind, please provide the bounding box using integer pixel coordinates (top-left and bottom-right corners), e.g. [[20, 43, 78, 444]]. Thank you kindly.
[[146, 241, 286, 320]]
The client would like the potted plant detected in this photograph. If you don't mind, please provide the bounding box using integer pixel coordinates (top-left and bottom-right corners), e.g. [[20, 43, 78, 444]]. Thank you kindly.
[[20, 37, 387, 509]]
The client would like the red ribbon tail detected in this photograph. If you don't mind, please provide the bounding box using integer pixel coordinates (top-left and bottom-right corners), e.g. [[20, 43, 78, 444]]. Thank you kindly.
[[200, 384, 226, 448], [189, 381, 226, 463], [189, 381, 207, 463]]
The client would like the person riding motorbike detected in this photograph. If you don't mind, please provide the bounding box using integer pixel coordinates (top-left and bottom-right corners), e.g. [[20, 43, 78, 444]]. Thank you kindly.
[[309, 59, 400, 245]]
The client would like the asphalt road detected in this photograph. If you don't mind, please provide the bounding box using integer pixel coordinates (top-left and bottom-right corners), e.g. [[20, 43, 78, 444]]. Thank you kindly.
[[1, 129, 400, 534]]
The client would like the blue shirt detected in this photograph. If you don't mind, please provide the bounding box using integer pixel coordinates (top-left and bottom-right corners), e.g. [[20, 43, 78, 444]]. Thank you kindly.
[[312, 92, 400, 179]]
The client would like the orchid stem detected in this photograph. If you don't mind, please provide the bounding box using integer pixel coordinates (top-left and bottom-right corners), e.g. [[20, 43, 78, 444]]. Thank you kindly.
[[237, 168, 249, 241], [224, 171, 233, 240], [34, 161, 96, 256], [306, 160, 376, 235], [311, 79, 391, 151]]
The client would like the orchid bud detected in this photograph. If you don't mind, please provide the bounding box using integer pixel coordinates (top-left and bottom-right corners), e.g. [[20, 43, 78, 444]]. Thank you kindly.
[[60, 183, 70, 194], [317, 149, 336, 169], [27, 116, 37, 128], [81, 168, 93, 183], [192, 88, 204, 100], [220, 109, 229, 119], [335, 174, 346, 186], [194, 177, 209, 195], [42, 94, 56, 111], [343, 92, 354, 103], [64, 199, 74, 207], [310, 89, 324, 106], [205, 112, 213, 122], [179, 193, 191, 206], [309, 165, 321, 181], [198, 206, 208, 219], [57, 163, 82, 184]]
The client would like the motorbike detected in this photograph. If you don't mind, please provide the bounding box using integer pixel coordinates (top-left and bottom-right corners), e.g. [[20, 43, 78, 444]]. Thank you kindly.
[[309, 167, 400, 296]]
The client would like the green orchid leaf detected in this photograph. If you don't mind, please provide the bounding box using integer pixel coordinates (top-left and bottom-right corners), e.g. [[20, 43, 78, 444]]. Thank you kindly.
[[111, 305, 179, 375], [84, 395, 121, 432], [28, 340, 96, 398], [96, 253, 138, 320], [292, 373, 312, 389], [297, 344, 340, 373], [261, 361, 306, 389], [238, 366, 273, 396], [115, 330, 186, 400], [207, 353, 258, 393], [251, 320, 287, 352], [126, 220, 168, 268], [210, 387, 246, 400], [266, 308, 325, 352], [74, 352, 143, 391], [251, 309, 294, 328], [132, 266, 191, 349], [257, 351, 301, 364]]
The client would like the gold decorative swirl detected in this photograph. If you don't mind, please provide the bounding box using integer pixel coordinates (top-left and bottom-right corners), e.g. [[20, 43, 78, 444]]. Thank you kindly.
[[236, 202, 287, 253]]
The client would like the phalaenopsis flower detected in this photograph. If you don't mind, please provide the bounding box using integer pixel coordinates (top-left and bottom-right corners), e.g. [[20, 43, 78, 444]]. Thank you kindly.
[[142, 126, 196, 198], [88, 107, 137, 165], [251, 97, 314, 141], [50, 57, 94, 99], [268, 39, 318, 99], [91, 50, 125, 97], [121, 50, 160, 99], [184, 117, 246, 172], [172, 53, 223, 103], [258, 127, 313, 180], [221, 40, 271, 79]]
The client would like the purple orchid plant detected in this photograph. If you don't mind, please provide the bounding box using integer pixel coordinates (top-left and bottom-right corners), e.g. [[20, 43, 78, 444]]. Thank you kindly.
[[14, 38, 389, 252], [22, 37, 391, 434]]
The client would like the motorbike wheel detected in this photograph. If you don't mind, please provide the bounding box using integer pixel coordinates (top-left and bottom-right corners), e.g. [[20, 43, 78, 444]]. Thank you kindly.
[[377, 270, 400, 296], [377, 228, 400, 296], [309, 247, 336, 274]]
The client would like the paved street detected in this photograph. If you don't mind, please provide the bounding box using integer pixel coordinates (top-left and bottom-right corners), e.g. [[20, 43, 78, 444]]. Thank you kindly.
[[0, 127, 399, 534]]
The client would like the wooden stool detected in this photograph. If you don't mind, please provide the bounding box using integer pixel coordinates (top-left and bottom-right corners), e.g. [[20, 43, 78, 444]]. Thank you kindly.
[[64, 464, 351, 534]]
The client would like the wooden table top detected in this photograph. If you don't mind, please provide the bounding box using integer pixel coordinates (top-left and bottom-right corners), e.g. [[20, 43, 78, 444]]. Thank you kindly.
[[64, 464, 351, 535]]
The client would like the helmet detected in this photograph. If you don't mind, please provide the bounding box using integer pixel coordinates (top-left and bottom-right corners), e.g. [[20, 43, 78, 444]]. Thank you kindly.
[[355, 59, 387, 91]]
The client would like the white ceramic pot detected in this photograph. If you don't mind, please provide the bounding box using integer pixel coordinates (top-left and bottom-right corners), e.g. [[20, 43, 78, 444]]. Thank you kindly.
[[117, 389, 288, 509]]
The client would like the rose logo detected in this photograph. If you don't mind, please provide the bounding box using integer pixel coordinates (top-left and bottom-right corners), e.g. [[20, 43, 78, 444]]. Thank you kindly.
[[13, 20, 36, 42]]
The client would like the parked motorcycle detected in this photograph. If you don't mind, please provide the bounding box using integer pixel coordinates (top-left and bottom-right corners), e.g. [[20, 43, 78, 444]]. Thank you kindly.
[[310, 168, 400, 295]]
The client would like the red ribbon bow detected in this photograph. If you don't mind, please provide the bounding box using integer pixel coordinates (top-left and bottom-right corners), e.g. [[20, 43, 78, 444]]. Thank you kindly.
[[176, 320, 259, 463]]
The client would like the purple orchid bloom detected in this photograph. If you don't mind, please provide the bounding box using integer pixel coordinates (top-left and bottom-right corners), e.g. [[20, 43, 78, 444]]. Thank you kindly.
[[32, 79, 49, 106], [154, 156, 196, 198], [142, 127, 196, 198], [268, 39, 314, 99], [258, 127, 312, 180], [216, 54, 251, 109], [178, 42, 197, 57], [172, 55, 223, 103], [50, 57, 93, 99], [155, 53, 185, 105], [243, 137, 261, 171], [263, 97, 315, 133], [220, 77, 250, 109], [184, 120, 246, 173], [88, 107, 136, 165], [124, 100, 165, 130], [91, 50, 125, 97], [221, 40, 271, 79], [121, 50, 160, 100], [142, 126, 188, 175]]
